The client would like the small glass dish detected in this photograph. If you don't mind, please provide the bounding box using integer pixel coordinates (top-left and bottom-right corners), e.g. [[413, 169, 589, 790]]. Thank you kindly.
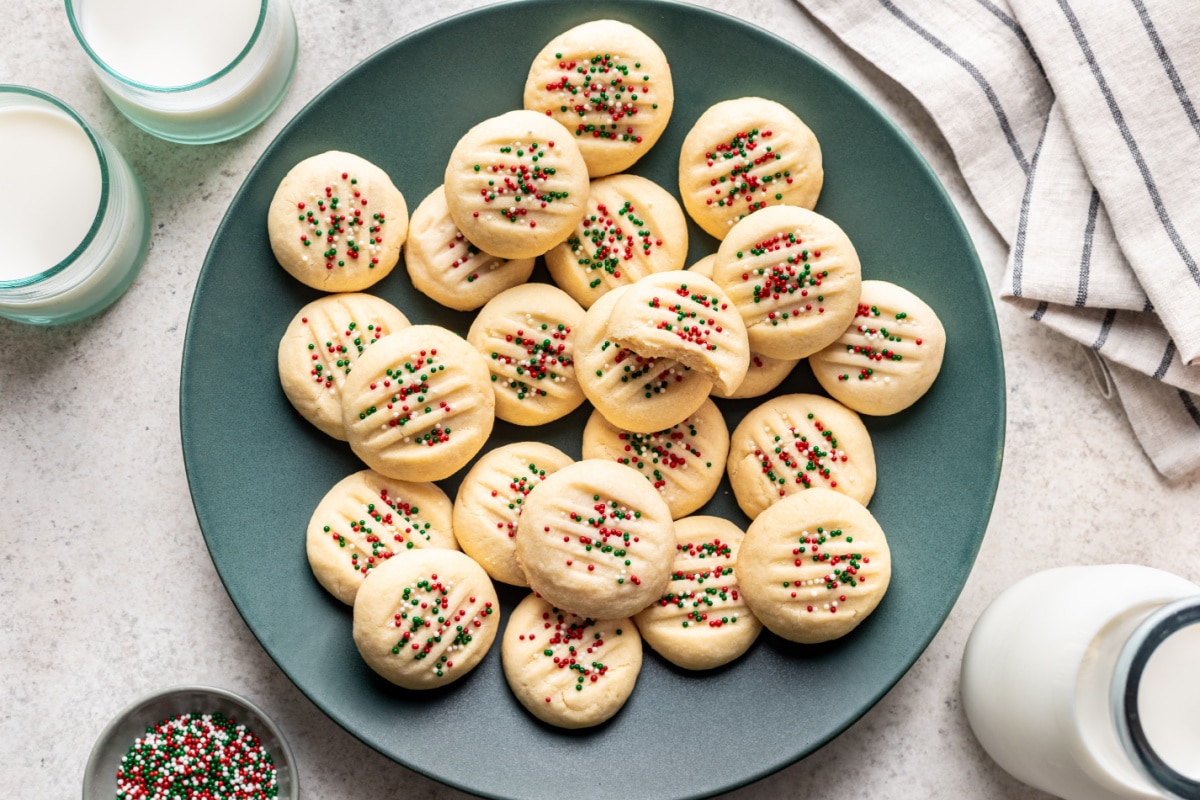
[[81, 685, 299, 800]]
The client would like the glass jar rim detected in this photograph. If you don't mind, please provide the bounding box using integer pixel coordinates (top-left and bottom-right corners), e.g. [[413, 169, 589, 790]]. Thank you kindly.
[[63, 0, 270, 93], [0, 85, 110, 289], [1113, 595, 1200, 799]]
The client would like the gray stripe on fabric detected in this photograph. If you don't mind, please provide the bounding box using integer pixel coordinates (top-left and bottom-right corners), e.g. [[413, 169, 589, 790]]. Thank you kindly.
[[1181, 391, 1200, 428], [1076, 188, 1100, 307], [1152, 340, 1176, 381], [879, 0, 1030, 173], [973, 0, 1044, 76], [1032, 301, 1049, 321], [1010, 114, 1052, 296], [1057, 0, 1200, 288], [1131, 0, 1200, 139], [1092, 308, 1117, 350]]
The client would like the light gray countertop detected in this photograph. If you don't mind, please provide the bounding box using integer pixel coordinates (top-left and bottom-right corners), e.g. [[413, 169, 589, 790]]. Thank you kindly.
[[2, 1, 1198, 798]]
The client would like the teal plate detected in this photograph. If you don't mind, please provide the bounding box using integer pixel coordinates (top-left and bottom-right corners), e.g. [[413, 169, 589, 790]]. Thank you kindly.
[[181, 1, 1004, 798]]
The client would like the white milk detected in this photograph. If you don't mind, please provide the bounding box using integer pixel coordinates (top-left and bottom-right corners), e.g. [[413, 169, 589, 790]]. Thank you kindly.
[[961, 565, 1200, 800], [1139, 622, 1200, 781], [0, 106, 102, 281], [70, 0, 296, 144], [79, 0, 261, 87], [0, 89, 149, 324]]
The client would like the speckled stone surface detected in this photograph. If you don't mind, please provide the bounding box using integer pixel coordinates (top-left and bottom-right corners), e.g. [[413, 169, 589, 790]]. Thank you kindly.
[[1, 2, 1197, 799]]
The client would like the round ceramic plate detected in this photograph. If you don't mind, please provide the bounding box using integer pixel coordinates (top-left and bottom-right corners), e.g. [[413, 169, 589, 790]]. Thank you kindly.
[[181, 2, 1005, 798]]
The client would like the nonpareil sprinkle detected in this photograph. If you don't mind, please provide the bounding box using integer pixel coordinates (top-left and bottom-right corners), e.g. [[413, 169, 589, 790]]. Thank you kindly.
[[115, 711, 278, 799]]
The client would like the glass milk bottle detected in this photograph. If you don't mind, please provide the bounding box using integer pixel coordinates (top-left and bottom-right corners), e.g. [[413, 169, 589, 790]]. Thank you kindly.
[[961, 565, 1200, 800]]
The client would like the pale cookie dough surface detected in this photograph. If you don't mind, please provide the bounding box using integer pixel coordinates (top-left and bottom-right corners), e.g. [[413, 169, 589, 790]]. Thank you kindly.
[[809, 280, 947, 416], [466, 283, 586, 426], [443, 110, 589, 260], [713, 204, 862, 360], [545, 173, 688, 309], [515, 459, 675, 620], [581, 398, 729, 519], [633, 516, 762, 670], [452, 442, 575, 587], [604, 270, 749, 395], [678, 97, 822, 240], [687, 254, 718, 276], [306, 469, 457, 605], [727, 393, 876, 520], [502, 593, 642, 728], [523, 20, 674, 177], [352, 548, 499, 689], [341, 324, 495, 482], [574, 285, 713, 433], [405, 185, 536, 311], [737, 489, 891, 644], [689, 253, 798, 398], [278, 293, 410, 441], [714, 353, 798, 400], [268, 150, 409, 292]]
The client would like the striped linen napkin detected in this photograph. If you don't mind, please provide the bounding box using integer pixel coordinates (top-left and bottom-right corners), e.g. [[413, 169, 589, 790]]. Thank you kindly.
[[794, 0, 1200, 480]]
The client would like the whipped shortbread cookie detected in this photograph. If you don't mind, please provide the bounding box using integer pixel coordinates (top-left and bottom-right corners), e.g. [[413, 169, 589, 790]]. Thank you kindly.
[[515, 459, 675, 620], [712, 353, 798, 401], [352, 548, 500, 689], [633, 515, 761, 670], [306, 469, 457, 605], [688, 253, 797, 398], [574, 285, 713, 433], [737, 489, 891, 644], [452, 442, 575, 587], [268, 150, 409, 291], [502, 593, 642, 728], [686, 254, 718, 276], [405, 185, 536, 311], [581, 398, 729, 519], [341, 324, 495, 482], [678, 97, 822, 239], [604, 270, 749, 395], [713, 205, 862, 360], [545, 173, 688, 309], [727, 393, 876, 519], [443, 110, 589, 259], [466, 283, 586, 426], [278, 293, 410, 440], [524, 20, 674, 177], [809, 280, 947, 416]]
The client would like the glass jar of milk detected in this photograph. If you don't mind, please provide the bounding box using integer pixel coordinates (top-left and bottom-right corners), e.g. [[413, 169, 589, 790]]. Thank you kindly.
[[961, 565, 1200, 800]]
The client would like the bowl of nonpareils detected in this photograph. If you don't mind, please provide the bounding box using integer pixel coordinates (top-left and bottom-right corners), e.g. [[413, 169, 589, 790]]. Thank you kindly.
[[82, 685, 298, 799]]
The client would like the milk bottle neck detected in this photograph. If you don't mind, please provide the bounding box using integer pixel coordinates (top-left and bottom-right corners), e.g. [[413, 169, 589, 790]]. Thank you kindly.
[[1112, 597, 1200, 800]]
